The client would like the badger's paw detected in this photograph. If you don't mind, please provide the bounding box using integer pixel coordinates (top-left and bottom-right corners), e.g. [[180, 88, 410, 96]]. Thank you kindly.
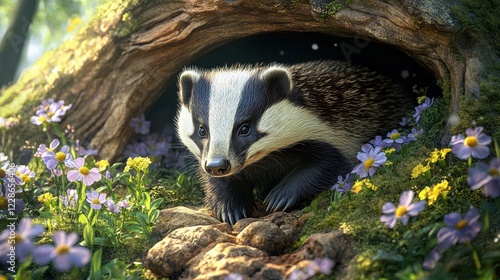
[[213, 204, 250, 226], [264, 188, 299, 213]]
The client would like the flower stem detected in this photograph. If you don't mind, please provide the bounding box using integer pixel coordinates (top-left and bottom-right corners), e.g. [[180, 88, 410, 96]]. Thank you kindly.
[[467, 242, 481, 271]]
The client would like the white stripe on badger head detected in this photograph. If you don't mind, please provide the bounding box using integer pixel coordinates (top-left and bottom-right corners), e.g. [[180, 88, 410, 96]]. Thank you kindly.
[[245, 99, 360, 167], [207, 70, 253, 159], [176, 105, 201, 158]]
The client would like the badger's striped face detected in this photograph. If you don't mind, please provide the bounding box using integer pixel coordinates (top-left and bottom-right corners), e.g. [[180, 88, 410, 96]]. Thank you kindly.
[[176, 65, 351, 177], [175, 65, 290, 177]]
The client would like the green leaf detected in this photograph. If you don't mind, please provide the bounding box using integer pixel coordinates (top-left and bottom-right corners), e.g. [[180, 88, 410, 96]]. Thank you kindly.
[[79, 213, 89, 224], [373, 250, 404, 262], [31, 266, 49, 280], [90, 248, 103, 278], [150, 198, 164, 210], [83, 223, 94, 249], [136, 212, 149, 228], [94, 237, 112, 246], [149, 209, 160, 224], [141, 192, 151, 210], [38, 211, 54, 219]]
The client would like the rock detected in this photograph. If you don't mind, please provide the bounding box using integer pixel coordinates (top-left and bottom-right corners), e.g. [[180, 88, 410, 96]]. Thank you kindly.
[[236, 221, 288, 256], [183, 243, 267, 279], [146, 224, 234, 278], [232, 218, 259, 234], [151, 206, 221, 238], [146, 207, 356, 279]]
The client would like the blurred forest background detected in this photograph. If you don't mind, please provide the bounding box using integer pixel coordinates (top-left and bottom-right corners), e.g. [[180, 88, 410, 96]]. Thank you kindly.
[[0, 0, 106, 88]]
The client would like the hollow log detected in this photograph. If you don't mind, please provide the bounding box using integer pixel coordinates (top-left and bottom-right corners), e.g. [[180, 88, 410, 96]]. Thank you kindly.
[[0, 0, 498, 160]]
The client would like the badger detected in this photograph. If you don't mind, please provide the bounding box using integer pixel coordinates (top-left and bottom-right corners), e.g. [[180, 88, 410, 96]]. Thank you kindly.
[[176, 60, 413, 225]]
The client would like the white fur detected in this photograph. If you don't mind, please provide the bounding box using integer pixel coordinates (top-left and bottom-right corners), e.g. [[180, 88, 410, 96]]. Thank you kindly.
[[206, 70, 253, 161], [177, 105, 201, 158], [246, 100, 360, 167]]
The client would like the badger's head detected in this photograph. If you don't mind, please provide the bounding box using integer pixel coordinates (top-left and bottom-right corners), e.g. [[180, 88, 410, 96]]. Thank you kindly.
[[175, 65, 301, 177]]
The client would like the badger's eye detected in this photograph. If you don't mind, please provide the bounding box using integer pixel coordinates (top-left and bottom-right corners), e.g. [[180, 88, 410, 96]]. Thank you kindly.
[[198, 126, 207, 137], [237, 124, 250, 136]]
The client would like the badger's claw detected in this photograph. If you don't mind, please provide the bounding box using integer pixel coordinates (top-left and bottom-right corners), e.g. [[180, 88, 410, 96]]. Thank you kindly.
[[214, 204, 249, 225], [264, 190, 297, 213]]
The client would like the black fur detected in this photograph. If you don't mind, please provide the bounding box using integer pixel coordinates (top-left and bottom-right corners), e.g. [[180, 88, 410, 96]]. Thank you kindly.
[[202, 141, 351, 225]]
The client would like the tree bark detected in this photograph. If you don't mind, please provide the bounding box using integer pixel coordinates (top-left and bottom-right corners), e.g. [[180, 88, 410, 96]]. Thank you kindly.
[[0, 0, 39, 87], [0, 0, 498, 161]]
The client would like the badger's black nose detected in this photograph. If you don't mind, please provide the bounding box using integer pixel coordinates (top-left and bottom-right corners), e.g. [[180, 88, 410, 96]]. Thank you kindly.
[[205, 157, 230, 175]]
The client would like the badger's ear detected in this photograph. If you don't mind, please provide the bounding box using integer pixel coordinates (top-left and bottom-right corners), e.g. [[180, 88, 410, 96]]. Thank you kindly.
[[178, 70, 201, 106], [260, 66, 293, 97]]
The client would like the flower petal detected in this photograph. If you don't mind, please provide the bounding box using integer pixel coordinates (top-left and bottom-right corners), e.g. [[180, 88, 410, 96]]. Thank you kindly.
[[67, 170, 81, 182], [32, 245, 55, 265], [398, 190, 414, 207]]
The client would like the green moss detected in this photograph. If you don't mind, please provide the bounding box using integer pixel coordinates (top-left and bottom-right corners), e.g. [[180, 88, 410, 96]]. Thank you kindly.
[[322, 0, 351, 17], [452, 62, 500, 142], [451, 0, 500, 55], [301, 93, 500, 278]]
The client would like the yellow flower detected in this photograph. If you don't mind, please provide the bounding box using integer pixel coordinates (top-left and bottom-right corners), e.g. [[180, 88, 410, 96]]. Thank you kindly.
[[411, 162, 430, 178], [38, 193, 54, 203], [429, 148, 440, 163], [417, 95, 428, 104], [96, 159, 110, 172], [351, 179, 377, 193], [384, 148, 396, 155], [351, 180, 363, 194], [362, 179, 378, 191], [439, 148, 451, 159], [418, 186, 431, 200], [124, 157, 151, 173], [418, 179, 450, 205]]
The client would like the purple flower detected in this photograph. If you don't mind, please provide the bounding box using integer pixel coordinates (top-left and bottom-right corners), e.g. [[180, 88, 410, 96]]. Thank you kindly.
[[468, 158, 500, 198], [130, 114, 150, 135], [380, 190, 426, 229], [105, 199, 120, 213], [67, 157, 102, 186], [383, 129, 406, 150], [143, 133, 169, 157], [422, 249, 441, 270], [224, 273, 243, 280], [450, 127, 491, 160], [34, 143, 47, 157], [436, 208, 481, 250], [399, 117, 410, 127], [406, 127, 423, 143], [16, 165, 36, 185], [117, 199, 130, 209], [33, 231, 90, 271], [0, 218, 45, 262], [61, 189, 78, 209], [369, 135, 391, 148], [41, 139, 73, 170], [86, 190, 106, 210], [311, 258, 334, 275], [413, 97, 434, 123], [351, 144, 387, 178], [74, 139, 99, 157], [31, 99, 72, 125], [332, 173, 353, 193], [0, 183, 25, 214]]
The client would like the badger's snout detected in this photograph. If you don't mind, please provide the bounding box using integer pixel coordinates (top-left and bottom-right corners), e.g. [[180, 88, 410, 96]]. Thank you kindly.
[[204, 157, 231, 176]]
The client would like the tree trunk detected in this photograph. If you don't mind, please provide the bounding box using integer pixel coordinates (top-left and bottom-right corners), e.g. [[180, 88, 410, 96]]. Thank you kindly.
[[0, 0, 498, 161], [0, 0, 39, 87]]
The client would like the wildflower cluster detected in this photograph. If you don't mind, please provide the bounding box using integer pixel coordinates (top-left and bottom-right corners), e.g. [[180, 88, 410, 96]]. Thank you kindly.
[[332, 97, 433, 196], [0, 98, 166, 277], [327, 91, 498, 278], [124, 114, 185, 169]]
